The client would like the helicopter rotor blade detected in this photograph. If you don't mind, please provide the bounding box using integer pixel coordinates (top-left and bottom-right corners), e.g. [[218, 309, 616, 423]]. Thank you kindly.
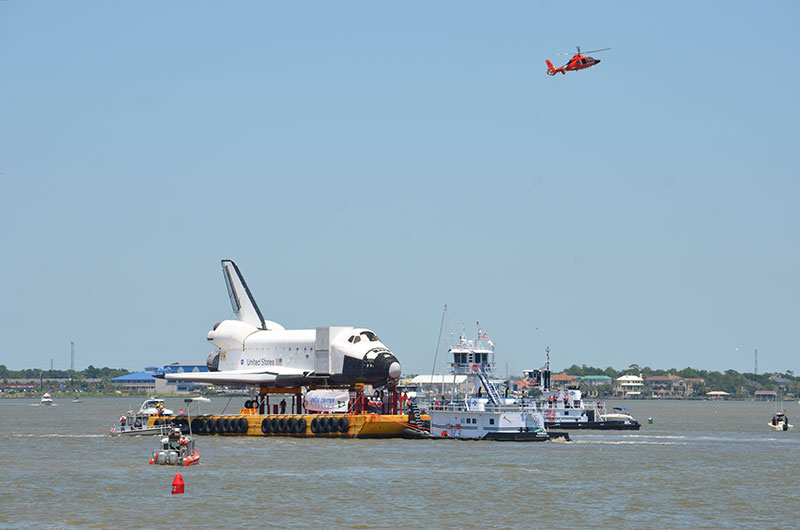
[[584, 48, 611, 54], [576, 46, 581, 55]]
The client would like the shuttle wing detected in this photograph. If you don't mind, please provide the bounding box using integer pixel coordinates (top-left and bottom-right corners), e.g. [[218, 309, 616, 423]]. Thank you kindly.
[[163, 366, 309, 386]]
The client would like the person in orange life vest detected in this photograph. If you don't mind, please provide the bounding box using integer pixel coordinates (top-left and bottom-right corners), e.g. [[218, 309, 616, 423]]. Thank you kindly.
[[120, 415, 127, 430]]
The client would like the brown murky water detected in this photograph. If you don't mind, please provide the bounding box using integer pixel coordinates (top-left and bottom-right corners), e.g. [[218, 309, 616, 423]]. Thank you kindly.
[[1, 397, 797, 529]]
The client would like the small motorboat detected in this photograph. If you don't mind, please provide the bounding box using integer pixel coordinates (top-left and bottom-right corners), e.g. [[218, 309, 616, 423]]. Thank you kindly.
[[150, 426, 200, 466], [40, 392, 54, 405], [768, 411, 793, 431], [137, 397, 174, 416]]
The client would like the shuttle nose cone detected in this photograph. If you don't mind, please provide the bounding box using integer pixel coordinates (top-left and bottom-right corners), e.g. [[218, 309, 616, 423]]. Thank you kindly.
[[388, 361, 402, 379]]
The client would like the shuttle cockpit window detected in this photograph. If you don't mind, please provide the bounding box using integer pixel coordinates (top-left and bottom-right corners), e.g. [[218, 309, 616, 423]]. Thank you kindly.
[[348, 335, 361, 344], [360, 331, 379, 342]]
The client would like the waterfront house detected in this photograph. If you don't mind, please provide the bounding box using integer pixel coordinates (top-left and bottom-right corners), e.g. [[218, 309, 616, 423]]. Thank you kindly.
[[645, 374, 684, 397], [754, 390, 778, 401], [614, 374, 644, 398], [551, 373, 578, 387], [579, 375, 613, 387]]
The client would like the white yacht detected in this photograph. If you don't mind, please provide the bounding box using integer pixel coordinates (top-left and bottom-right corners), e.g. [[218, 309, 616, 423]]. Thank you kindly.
[[426, 330, 566, 441], [40, 392, 54, 405], [137, 397, 174, 416]]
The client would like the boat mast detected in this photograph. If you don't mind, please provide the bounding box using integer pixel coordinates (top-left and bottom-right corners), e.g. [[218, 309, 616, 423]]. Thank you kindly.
[[430, 304, 447, 396]]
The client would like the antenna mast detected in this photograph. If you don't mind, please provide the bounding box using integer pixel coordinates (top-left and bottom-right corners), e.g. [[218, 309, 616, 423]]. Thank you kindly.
[[70, 341, 75, 372], [754, 349, 758, 375]]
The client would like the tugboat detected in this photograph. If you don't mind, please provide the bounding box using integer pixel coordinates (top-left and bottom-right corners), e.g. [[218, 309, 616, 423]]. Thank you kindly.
[[426, 327, 567, 441], [768, 411, 792, 431], [523, 348, 641, 430], [149, 426, 200, 466]]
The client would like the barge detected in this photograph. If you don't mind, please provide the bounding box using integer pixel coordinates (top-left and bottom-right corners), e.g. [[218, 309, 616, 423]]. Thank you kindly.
[[147, 386, 417, 439]]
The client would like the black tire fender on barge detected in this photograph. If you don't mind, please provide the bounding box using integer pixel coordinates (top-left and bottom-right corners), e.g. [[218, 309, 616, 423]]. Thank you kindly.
[[287, 417, 298, 433], [325, 416, 337, 433], [261, 418, 271, 434], [338, 417, 350, 433], [238, 417, 249, 434], [296, 417, 307, 434]]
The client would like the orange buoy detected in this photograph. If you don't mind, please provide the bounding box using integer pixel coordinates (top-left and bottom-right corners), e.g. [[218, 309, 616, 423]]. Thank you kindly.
[[172, 473, 184, 495]]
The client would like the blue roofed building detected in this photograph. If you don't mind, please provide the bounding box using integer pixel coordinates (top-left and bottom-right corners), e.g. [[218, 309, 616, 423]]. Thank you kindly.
[[111, 363, 208, 393]]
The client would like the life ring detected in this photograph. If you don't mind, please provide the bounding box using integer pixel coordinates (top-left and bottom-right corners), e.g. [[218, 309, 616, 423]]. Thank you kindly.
[[546, 411, 556, 421], [470, 363, 480, 372]]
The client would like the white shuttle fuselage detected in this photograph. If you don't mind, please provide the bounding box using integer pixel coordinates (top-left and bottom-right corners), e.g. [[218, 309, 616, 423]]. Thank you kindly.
[[164, 260, 401, 389]]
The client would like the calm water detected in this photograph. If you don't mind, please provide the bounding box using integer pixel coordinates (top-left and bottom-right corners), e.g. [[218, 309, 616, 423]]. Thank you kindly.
[[1, 397, 797, 529]]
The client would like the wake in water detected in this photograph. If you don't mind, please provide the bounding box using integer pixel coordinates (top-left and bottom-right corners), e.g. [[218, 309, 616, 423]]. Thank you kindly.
[[13, 433, 106, 438]]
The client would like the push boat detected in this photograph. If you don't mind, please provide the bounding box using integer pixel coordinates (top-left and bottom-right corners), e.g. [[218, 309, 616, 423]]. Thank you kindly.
[[149, 426, 200, 466], [426, 330, 568, 441], [40, 392, 54, 405], [768, 411, 793, 431], [524, 348, 640, 430]]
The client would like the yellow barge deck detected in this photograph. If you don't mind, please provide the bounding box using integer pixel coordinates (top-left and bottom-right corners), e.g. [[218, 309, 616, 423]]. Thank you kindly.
[[149, 411, 415, 439]]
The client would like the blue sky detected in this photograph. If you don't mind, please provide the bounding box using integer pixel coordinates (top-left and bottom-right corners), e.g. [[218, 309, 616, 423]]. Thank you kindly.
[[1, 1, 798, 375]]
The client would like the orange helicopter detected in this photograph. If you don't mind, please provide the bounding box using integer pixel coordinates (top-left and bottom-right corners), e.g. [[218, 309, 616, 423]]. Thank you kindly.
[[546, 46, 610, 76]]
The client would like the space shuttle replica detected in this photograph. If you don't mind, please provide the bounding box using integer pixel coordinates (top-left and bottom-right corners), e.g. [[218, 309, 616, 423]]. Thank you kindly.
[[163, 260, 402, 390]]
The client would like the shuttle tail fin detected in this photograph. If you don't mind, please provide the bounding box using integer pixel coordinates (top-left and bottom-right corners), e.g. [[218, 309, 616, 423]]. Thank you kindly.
[[221, 260, 266, 329]]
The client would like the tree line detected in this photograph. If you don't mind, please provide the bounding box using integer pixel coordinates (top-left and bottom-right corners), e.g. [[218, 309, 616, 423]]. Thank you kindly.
[[561, 364, 798, 398], [0, 365, 130, 381]]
